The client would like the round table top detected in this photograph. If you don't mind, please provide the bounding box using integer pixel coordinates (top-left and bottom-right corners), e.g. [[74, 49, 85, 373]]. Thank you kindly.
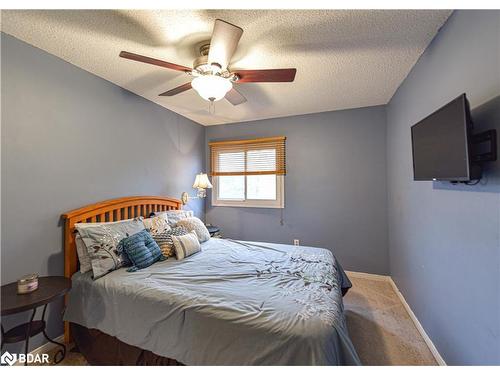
[[1, 276, 71, 316]]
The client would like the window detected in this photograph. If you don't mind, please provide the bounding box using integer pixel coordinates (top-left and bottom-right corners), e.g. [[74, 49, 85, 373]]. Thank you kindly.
[[210, 137, 286, 208]]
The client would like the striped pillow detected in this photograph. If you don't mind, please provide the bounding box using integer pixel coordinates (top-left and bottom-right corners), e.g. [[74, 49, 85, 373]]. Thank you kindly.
[[118, 229, 165, 272], [172, 231, 201, 260], [152, 227, 188, 258]]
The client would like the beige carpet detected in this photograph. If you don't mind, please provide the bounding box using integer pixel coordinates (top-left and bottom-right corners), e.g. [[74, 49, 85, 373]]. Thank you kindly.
[[49, 273, 437, 366], [344, 273, 437, 365]]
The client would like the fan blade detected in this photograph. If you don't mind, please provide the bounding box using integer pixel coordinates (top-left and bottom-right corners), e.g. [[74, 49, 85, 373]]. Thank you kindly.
[[119, 51, 191, 73], [159, 82, 192, 96], [208, 19, 243, 70], [233, 68, 297, 83], [225, 87, 247, 106]]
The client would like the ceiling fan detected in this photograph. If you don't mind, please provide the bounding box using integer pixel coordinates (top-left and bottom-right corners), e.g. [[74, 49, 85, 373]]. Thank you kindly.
[[119, 19, 297, 106]]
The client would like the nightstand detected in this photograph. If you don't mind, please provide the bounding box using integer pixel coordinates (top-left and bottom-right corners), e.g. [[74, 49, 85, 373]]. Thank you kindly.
[[1, 276, 71, 365], [205, 225, 221, 238]]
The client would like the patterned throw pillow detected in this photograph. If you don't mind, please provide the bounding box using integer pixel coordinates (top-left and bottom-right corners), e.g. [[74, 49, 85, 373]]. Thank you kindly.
[[151, 210, 194, 226], [152, 226, 188, 258], [176, 217, 210, 243], [76, 218, 145, 279], [74, 218, 139, 274], [172, 230, 201, 260], [117, 229, 165, 272], [142, 213, 171, 235]]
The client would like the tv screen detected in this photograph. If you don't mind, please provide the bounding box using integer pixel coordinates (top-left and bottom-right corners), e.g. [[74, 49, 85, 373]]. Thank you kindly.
[[411, 94, 475, 181]]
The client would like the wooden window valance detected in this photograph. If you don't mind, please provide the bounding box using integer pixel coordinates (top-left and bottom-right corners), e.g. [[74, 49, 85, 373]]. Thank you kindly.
[[209, 136, 286, 176]]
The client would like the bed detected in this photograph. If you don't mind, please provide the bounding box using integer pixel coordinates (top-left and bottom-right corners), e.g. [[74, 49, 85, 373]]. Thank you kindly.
[[61, 196, 360, 365]]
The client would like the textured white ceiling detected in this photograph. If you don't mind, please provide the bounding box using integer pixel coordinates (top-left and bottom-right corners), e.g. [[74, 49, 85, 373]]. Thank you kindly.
[[1, 9, 451, 126]]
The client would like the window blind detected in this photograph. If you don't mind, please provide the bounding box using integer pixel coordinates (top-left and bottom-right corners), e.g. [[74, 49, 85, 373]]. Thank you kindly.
[[209, 136, 286, 176]]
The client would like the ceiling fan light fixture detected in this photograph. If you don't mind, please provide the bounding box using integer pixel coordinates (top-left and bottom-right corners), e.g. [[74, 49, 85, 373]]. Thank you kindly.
[[120, 18, 296, 107], [191, 75, 232, 102]]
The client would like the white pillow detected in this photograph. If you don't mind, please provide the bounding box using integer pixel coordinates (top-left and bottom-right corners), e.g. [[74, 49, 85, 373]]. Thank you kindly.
[[176, 217, 211, 243], [172, 230, 201, 260], [153, 210, 194, 226], [142, 213, 171, 235]]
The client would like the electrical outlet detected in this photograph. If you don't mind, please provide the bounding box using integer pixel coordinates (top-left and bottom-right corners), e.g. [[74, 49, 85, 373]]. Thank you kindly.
[[293, 239, 300, 246]]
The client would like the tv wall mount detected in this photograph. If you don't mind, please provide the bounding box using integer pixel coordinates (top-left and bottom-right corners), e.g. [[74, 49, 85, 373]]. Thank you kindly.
[[471, 129, 497, 163], [452, 129, 498, 185]]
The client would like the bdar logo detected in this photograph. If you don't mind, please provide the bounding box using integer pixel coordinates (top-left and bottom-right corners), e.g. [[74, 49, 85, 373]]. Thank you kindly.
[[1, 351, 17, 366], [1, 351, 49, 365]]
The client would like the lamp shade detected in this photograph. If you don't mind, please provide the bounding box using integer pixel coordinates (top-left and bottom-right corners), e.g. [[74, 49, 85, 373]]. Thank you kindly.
[[193, 173, 213, 189], [191, 75, 232, 102]]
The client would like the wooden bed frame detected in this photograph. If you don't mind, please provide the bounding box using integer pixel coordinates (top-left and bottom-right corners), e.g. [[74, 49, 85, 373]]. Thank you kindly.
[[61, 196, 182, 344]]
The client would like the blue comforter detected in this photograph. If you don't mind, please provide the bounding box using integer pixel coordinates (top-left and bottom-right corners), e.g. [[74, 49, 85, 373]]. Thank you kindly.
[[64, 238, 360, 365]]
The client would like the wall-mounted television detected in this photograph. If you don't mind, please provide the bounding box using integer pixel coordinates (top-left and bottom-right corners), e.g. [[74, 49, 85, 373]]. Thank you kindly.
[[411, 94, 482, 182]]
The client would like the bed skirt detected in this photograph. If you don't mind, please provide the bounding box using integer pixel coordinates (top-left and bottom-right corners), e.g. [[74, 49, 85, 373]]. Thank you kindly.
[[70, 323, 182, 366]]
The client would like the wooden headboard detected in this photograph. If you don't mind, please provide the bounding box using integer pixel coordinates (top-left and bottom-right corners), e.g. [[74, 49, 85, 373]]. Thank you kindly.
[[61, 195, 182, 343]]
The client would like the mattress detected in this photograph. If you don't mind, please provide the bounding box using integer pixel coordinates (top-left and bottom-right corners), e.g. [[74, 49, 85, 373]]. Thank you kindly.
[[64, 238, 360, 365]]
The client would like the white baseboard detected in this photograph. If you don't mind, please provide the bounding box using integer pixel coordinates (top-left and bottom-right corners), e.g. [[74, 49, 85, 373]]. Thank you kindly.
[[13, 335, 64, 366], [346, 270, 446, 366], [387, 278, 446, 366]]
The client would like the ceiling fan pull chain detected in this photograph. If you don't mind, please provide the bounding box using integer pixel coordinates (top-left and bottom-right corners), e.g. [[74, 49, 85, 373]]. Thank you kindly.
[[209, 100, 215, 115]]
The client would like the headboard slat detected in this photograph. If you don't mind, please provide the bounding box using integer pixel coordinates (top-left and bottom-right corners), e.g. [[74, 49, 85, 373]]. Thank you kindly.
[[61, 195, 182, 344]]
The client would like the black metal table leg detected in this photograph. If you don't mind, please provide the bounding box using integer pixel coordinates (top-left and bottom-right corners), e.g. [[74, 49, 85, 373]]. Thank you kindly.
[[24, 308, 37, 366], [41, 304, 66, 364], [1, 323, 5, 351]]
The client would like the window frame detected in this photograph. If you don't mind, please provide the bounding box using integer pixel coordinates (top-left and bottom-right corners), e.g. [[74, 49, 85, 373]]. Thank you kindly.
[[211, 175, 285, 209]]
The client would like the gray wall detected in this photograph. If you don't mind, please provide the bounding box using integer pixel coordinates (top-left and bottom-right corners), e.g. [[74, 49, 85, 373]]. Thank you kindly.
[[386, 10, 500, 365], [205, 106, 389, 275], [3, 9, 499, 365], [1, 33, 205, 352]]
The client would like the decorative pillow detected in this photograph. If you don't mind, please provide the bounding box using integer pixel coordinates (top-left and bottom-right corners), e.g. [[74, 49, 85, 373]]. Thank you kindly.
[[176, 217, 211, 243], [152, 226, 188, 258], [172, 230, 201, 260], [117, 229, 165, 272], [73, 219, 137, 274], [76, 218, 145, 279], [75, 233, 92, 274], [142, 213, 171, 235], [151, 210, 194, 226]]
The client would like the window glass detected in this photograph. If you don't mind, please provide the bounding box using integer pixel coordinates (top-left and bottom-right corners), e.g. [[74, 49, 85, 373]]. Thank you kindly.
[[218, 176, 245, 200], [246, 175, 277, 200]]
